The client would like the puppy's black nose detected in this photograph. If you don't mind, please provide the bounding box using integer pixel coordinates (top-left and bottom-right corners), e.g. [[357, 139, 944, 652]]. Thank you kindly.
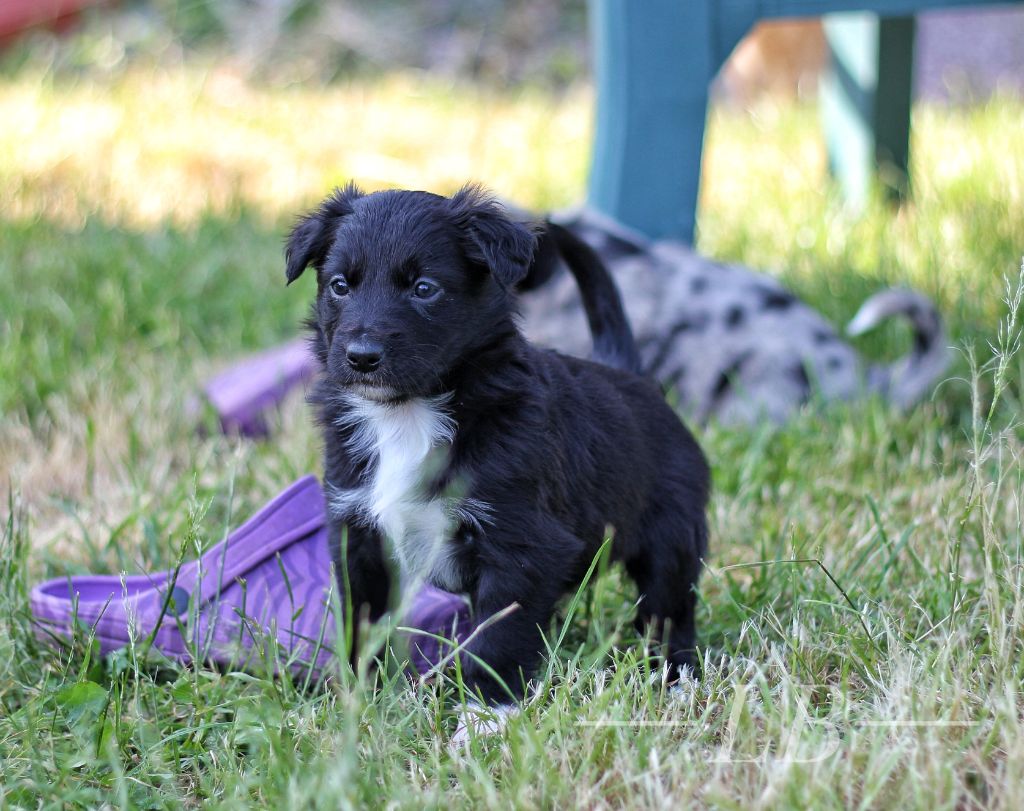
[[346, 339, 383, 373]]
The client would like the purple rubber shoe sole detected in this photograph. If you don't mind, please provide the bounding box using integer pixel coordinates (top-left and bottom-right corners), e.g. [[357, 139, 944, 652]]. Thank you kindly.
[[201, 340, 318, 438], [30, 476, 471, 676]]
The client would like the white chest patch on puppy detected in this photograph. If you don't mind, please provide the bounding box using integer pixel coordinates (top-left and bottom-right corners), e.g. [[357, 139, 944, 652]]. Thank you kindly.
[[330, 392, 466, 588]]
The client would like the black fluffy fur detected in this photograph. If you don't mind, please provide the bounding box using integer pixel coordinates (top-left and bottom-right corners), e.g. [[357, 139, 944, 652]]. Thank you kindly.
[[286, 183, 710, 704]]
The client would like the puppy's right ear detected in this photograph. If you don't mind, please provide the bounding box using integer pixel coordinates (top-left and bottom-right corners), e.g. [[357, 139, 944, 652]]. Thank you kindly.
[[285, 183, 364, 285]]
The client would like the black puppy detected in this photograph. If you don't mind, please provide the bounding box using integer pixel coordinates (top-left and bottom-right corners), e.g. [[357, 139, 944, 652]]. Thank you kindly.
[[285, 183, 709, 704]]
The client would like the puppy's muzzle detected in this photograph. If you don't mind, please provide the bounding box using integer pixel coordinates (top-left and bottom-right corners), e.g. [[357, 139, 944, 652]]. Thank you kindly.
[[346, 337, 384, 373]]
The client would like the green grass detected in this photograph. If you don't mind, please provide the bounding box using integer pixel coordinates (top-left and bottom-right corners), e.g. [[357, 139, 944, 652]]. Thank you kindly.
[[2, 63, 1023, 808]]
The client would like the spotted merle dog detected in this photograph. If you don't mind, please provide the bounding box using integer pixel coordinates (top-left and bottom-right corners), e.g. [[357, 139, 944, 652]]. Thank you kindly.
[[285, 184, 709, 705], [519, 208, 949, 425]]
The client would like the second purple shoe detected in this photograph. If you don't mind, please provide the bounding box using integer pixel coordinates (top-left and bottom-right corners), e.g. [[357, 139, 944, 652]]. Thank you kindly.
[[201, 340, 318, 438]]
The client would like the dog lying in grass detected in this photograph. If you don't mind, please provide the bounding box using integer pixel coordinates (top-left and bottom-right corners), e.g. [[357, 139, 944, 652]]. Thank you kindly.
[[285, 184, 709, 705], [519, 209, 950, 425]]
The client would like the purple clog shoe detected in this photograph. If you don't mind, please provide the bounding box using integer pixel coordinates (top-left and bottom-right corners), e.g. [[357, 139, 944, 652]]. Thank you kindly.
[[30, 476, 472, 676], [201, 339, 318, 438]]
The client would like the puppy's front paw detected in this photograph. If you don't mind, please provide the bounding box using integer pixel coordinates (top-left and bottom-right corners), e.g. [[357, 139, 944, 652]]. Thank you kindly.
[[451, 701, 518, 747], [668, 665, 699, 703]]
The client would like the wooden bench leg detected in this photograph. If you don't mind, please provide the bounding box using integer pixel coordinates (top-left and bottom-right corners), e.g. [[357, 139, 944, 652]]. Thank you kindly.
[[586, 0, 715, 243], [821, 12, 916, 207]]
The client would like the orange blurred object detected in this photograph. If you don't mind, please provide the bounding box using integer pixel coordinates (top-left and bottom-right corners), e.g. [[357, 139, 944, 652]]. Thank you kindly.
[[719, 20, 828, 104]]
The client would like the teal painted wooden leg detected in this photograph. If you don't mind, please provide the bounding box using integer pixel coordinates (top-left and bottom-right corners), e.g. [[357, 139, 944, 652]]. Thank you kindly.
[[875, 16, 915, 197], [587, 0, 715, 243], [821, 12, 916, 208]]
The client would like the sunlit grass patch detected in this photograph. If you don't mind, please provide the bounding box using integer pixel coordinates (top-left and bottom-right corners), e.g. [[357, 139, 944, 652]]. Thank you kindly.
[[0, 67, 590, 227]]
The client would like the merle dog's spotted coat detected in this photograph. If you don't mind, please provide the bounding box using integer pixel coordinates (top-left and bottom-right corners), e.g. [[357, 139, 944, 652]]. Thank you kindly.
[[285, 185, 709, 704], [520, 209, 949, 425]]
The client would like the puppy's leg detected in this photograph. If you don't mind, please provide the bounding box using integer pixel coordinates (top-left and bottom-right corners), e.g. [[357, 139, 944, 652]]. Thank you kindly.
[[328, 521, 391, 664], [458, 566, 562, 705], [627, 519, 705, 678]]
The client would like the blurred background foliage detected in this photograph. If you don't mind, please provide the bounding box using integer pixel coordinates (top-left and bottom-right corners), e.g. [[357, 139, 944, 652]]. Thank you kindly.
[[5, 1, 1022, 104], [2, 0, 591, 86]]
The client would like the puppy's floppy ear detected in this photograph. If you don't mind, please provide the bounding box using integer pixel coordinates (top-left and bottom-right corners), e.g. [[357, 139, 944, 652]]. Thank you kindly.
[[447, 184, 537, 290], [285, 182, 364, 285]]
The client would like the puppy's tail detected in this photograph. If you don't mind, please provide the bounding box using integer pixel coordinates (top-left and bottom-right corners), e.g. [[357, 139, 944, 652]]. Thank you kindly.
[[846, 288, 950, 408], [530, 221, 643, 374]]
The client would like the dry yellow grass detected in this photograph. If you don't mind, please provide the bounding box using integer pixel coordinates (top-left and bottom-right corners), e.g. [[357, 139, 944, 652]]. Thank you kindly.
[[0, 67, 591, 228]]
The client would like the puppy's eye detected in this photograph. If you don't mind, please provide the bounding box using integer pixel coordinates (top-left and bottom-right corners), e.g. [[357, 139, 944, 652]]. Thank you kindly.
[[412, 279, 441, 300], [329, 277, 349, 297]]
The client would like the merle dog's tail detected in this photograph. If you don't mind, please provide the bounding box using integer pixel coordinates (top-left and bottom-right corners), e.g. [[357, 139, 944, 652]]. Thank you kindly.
[[846, 288, 950, 408], [527, 221, 643, 375]]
